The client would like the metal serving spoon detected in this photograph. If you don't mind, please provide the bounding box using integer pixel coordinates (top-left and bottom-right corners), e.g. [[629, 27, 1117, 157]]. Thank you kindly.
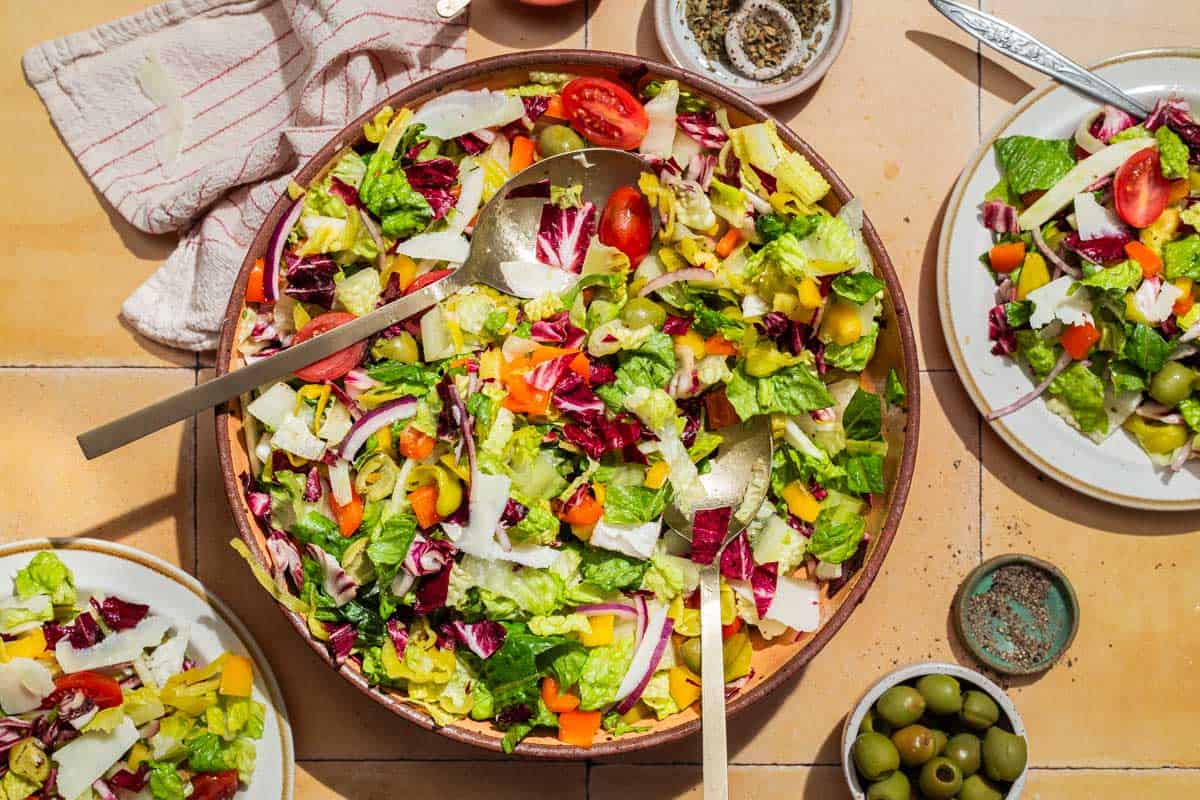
[[664, 417, 773, 800], [929, 0, 1150, 118], [77, 148, 649, 459]]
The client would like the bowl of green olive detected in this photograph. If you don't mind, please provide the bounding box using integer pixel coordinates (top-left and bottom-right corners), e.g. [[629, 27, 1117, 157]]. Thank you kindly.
[[841, 662, 1028, 800]]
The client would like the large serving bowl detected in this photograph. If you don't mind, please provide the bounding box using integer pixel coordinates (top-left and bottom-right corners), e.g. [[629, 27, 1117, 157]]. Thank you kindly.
[[215, 50, 920, 758]]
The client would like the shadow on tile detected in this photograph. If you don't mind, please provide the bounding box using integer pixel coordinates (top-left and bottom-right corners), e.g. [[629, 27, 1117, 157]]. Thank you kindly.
[[905, 30, 1034, 107], [469, 0, 586, 51]]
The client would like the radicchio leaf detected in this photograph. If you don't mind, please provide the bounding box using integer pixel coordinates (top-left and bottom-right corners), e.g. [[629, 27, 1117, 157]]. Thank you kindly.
[[589, 361, 617, 386], [283, 251, 338, 308], [323, 622, 356, 665], [987, 304, 1017, 356], [91, 596, 149, 632], [457, 133, 488, 155], [1089, 105, 1138, 142], [386, 618, 409, 658], [1063, 230, 1133, 264], [561, 415, 643, 460], [414, 564, 452, 613], [525, 352, 579, 392], [403, 535, 453, 576], [535, 201, 596, 273], [449, 620, 507, 658], [719, 531, 754, 582], [267, 530, 305, 590], [306, 544, 358, 606], [329, 177, 361, 208], [405, 158, 460, 220], [109, 766, 149, 792], [690, 506, 732, 566], [981, 200, 1019, 234], [552, 372, 606, 423], [530, 311, 587, 349], [304, 466, 322, 502], [676, 112, 728, 149], [501, 498, 529, 527], [751, 562, 778, 618], [663, 315, 692, 336], [68, 613, 103, 649], [240, 472, 271, 525]]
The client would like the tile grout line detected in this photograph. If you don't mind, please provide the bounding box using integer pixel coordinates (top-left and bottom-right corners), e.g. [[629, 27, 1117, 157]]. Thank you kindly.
[[291, 757, 1200, 771]]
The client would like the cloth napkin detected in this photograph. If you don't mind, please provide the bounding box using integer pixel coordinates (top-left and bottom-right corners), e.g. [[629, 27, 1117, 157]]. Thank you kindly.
[[23, 0, 468, 351]]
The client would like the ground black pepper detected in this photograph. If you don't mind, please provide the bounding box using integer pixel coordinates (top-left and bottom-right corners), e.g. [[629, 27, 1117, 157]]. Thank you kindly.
[[965, 564, 1054, 671]]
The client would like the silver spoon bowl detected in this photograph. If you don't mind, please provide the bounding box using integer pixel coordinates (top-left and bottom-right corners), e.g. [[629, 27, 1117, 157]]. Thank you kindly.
[[78, 148, 649, 459]]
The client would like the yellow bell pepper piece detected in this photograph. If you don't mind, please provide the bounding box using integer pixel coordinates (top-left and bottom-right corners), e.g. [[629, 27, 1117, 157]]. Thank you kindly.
[[781, 481, 821, 522], [570, 523, 594, 542], [219, 653, 255, 698], [127, 742, 151, 771], [674, 330, 707, 358], [580, 614, 614, 647], [480, 349, 504, 382], [668, 595, 701, 637], [797, 277, 823, 309], [772, 293, 798, 316], [1, 629, 46, 662], [1016, 252, 1049, 300], [820, 301, 862, 346], [439, 453, 470, 482], [620, 702, 653, 724], [292, 302, 311, 332], [383, 254, 419, 291], [668, 665, 702, 710], [1125, 291, 1151, 325], [1190, 167, 1200, 195], [592, 483, 606, 505], [1174, 277, 1194, 299], [644, 461, 670, 490], [375, 425, 394, 458], [1140, 207, 1181, 255]]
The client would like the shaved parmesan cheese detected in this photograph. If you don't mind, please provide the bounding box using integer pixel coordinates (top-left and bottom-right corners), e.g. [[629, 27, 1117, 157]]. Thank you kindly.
[[328, 459, 353, 507], [1073, 192, 1125, 240], [763, 574, 821, 632], [146, 625, 190, 688], [448, 162, 485, 233], [318, 399, 352, 445], [246, 383, 296, 430], [393, 229, 470, 263], [55, 616, 173, 674], [441, 471, 560, 568], [1028, 276, 1092, 329], [53, 717, 139, 800], [270, 413, 327, 461], [410, 89, 525, 140], [1134, 277, 1182, 324], [0, 657, 54, 714], [500, 260, 581, 298], [590, 519, 662, 560]]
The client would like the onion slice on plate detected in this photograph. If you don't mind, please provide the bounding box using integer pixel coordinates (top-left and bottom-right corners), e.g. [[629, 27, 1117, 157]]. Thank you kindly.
[[339, 397, 417, 460], [986, 352, 1076, 421], [264, 196, 305, 302], [1032, 225, 1080, 279]]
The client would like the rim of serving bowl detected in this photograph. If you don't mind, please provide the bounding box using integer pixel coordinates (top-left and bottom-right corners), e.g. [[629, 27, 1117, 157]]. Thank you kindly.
[[214, 48, 920, 758], [840, 661, 1029, 799]]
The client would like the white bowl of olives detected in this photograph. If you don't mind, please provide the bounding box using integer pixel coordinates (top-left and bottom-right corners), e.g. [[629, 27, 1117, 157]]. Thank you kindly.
[[841, 662, 1029, 800]]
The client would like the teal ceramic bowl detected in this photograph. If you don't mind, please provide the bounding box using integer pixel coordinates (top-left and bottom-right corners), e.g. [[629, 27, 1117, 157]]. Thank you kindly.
[[953, 554, 1079, 676]]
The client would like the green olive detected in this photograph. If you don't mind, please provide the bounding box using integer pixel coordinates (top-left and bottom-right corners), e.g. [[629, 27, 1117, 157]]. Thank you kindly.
[[943, 732, 982, 777], [959, 773, 1005, 800], [371, 330, 420, 363], [959, 691, 1000, 730], [1123, 416, 1190, 455], [537, 124, 586, 157], [931, 728, 949, 756], [678, 637, 702, 674], [891, 724, 938, 767], [620, 297, 668, 329], [918, 756, 964, 799], [865, 769, 910, 800], [916, 673, 963, 715], [860, 708, 894, 738], [875, 685, 926, 728], [982, 727, 1028, 783], [1149, 362, 1198, 406], [9, 738, 49, 783], [852, 732, 901, 782], [355, 452, 400, 501]]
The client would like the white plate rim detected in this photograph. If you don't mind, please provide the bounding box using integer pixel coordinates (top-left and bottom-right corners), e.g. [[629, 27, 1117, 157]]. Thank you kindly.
[[0, 537, 295, 800], [937, 47, 1200, 511]]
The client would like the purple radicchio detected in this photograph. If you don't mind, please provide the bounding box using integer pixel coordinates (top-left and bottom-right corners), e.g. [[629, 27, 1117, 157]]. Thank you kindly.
[[306, 544, 358, 606], [690, 506, 733, 566], [404, 534, 454, 576], [676, 112, 728, 149], [329, 177, 361, 208], [756, 312, 808, 355], [981, 200, 1019, 234], [751, 562, 778, 618], [535, 201, 597, 273], [530, 311, 587, 349], [449, 620, 507, 658], [405, 158, 459, 220], [719, 531, 755, 582], [386, 618, 409, 658], [988, 305, 1018, 357], [304, 466, 322, 502], [109, 765, 149, 792], [500, 95, 552, 141], [552, 372, 606, 423], [1090, 105, 1138, 143], [266, 530, 305, 590], [90, 596, 149, 632], [456, 132, 488, 155], [240, 472, 271, 526], [414, 564, 453, 613], [560, 415, 643, 460], [283, 251, 338, 308], [323, 622, 357, 666], [1063, 230, 1134, 264], [526, 353, 580, 392]]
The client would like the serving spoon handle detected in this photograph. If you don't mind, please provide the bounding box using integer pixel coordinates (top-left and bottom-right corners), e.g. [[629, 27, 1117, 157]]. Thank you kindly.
[[76, 272, 468, 460], [929, 0, 1149, 118], [700, 565, 729, 800]]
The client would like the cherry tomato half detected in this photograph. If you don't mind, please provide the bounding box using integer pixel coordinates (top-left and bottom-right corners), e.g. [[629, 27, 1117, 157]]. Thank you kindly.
[[190, 770, 240, 800], [1114, 147, 1171, 229], [599, 186, 653, 266], [403, 268, 455, 296], [52, 671, 123, 709], [292, 312, 367, 383], [561, 78, 649, 150]]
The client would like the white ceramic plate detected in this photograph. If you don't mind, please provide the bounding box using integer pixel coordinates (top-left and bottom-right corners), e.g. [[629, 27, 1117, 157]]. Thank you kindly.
[[938, 48, 1200, 510], [653, 0, 850, 105], [0, 538, 294, 799]]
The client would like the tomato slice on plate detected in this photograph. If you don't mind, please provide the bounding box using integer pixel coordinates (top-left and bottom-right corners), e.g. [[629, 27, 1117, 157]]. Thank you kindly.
[[52, 671, 123, 709], [1114, 147, 1171, 228], [598, 186, 653, 266], [190, 770, 240, 800], [561, 78, 649, 149], [292, 311, 368, 382]]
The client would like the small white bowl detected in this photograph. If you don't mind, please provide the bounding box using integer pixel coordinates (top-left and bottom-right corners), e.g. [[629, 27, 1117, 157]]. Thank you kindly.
[[841, 661, 1029, 799], [653, 0, 852, 105]]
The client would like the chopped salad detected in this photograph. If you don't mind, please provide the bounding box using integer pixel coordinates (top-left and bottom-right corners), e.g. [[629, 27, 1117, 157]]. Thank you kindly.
[[981, 97, 1200, 471], [234, 69, 900, 751], [0, 552, 265, 800]]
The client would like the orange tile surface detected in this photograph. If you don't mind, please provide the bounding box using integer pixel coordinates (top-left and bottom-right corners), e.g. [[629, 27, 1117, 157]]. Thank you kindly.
[[6, 0, 1200, 798]]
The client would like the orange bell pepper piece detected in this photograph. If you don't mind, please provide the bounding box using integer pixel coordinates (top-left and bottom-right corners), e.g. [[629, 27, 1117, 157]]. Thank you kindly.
[[721, 616, 743, 640], [219, 654, 255, 697], [1059, 322, 1100, 360], [1125, 240, 1162, 278], [541, 677, 581, 713], [1174, 292, 1195, 319], [510, 136, 536, 174], [545, 95, 566, 120], [557, 487, 603, 526], [245, 258, 268, 304], [329, 486, 364, 537], [398, 426, 436, 460], [704, 335, 737, 356], [715, 228, 741, 258], [557, 710, 602, 748], [408, 484, 440, 529], [988, 242, 1026, 274]]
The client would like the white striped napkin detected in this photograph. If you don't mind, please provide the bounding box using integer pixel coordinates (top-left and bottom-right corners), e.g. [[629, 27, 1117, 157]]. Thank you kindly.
[[23, 0, 467, 351]]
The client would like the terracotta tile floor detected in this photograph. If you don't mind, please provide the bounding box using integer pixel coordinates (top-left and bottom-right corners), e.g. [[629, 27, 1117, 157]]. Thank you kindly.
[[7, 0, 1200, 797]]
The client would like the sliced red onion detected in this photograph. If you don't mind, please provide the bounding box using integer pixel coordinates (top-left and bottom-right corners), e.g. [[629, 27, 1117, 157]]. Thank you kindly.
[[724, 669, 755, 700], [994, 278, 1015, 305], [639, 268, 715, 298], [357, 207, 388, 271], [615, 615, 674, 714], [1170, 439, 1194, 472], [264, 195, 305, 302], [574, 603, 637, 618], [1032, 224, 1080, 279], [986, 352, 1076, 421], [1181, 318, 1200, 343], [634, 594, 649, 644], [445, 382, 476, 479], [340, 397, 417, 460], [92, 779, 118, 800], [324, 622, 357, 665], [1136, 402, 1186, 424]]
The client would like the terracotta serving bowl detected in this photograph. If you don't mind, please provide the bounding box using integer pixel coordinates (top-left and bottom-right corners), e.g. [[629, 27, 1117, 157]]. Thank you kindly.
[[215, 49, 920, 758]]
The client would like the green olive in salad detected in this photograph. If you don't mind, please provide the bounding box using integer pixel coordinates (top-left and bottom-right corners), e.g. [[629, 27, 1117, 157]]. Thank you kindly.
[[233, 69, 901, 751]]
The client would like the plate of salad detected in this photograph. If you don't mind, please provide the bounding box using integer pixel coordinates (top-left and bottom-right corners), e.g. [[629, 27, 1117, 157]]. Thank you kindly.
[[0, 538, 292, 800], [216, 51, 918, 757], [939, 48, 1200, 509]]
